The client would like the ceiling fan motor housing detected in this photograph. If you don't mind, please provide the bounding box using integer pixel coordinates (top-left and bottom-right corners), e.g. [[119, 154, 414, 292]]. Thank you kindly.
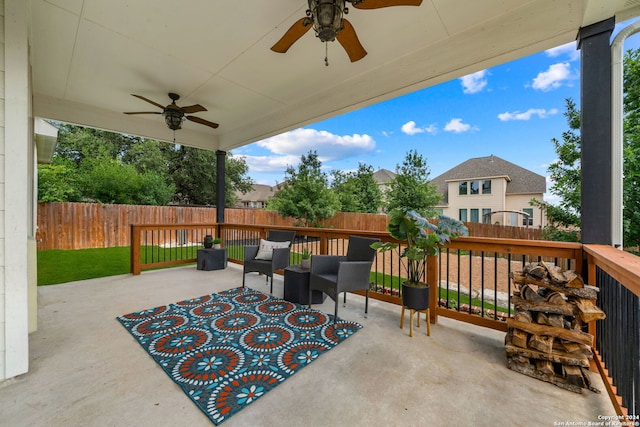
[[308, 0, 346, 42]]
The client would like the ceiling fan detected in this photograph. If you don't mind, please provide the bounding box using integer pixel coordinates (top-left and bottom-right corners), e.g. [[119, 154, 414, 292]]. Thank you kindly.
[[271, 0, 423, 65], [123, 93, 219, 131]]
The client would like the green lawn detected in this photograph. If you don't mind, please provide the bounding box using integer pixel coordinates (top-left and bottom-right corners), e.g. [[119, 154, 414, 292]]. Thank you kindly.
[[38, 247, 132, 286]]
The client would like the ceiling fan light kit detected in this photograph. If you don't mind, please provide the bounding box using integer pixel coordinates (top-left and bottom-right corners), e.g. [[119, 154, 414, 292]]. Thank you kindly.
[[123, 92, 219, 137], [271, 0, 423, 64]]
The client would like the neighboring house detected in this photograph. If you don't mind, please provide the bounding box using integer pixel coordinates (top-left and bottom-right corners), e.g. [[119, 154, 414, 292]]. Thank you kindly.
[[236, 184, 275, 208], [373, 168, 396, 195], [430, 155, 546, 228]]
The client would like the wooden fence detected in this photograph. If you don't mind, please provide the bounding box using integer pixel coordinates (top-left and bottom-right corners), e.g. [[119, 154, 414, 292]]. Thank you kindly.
[[36, 202, 543, 250]]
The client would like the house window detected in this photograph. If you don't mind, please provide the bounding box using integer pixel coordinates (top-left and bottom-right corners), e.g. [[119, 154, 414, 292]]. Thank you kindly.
[[434, 208, 444, 215], [470, 208, 479, 223], [523, 208, 534, 226], [482, 180, 491, 194], [482, 208, 491, 223], [458, 182, 468, 195], [470, 180, 480, 195], [459, 209, 467, 222]]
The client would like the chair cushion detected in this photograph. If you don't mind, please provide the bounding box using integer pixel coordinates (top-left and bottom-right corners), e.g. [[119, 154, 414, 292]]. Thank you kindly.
[[255, 239, 290, 260]]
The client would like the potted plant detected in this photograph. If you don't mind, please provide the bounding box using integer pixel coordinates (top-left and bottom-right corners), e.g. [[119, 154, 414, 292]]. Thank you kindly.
[[371, 208, 468, 310], [213, 237, 222, 249], [300, 248, 311, 269]]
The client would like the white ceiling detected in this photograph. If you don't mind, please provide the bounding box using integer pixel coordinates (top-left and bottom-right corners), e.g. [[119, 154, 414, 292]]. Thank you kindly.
[[29, 0, 640, 152]]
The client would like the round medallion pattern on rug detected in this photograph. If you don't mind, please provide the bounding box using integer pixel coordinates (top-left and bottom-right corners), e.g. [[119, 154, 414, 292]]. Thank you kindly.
[[232, 291, 268, 305], [239, 324, 294, 352], [190, 301, 234, 318], [211, 311, 260, 333], [149, 327, 213, 357], [277, 341, 329, 374], [321, 321, 362, 344], [283, 309, 329, 330], [218, 287, 244, 297], [132, 314, 189, 337], [208, 370, 285, 424], [254, 300, 296, 316], [175, 294, 213, 307], [173, 346, 244, 386], [120, 305, 168, 321]]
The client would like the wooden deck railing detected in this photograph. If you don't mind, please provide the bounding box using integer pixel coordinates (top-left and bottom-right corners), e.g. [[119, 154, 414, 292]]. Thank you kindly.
[[130, 223, 637, 415]]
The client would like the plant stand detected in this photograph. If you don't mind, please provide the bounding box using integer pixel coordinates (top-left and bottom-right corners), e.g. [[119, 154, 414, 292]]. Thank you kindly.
[[400, 306, 431, 337]]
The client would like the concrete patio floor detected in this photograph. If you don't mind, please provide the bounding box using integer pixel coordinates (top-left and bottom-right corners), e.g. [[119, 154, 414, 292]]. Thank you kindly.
[[0, 263, 616, 426]]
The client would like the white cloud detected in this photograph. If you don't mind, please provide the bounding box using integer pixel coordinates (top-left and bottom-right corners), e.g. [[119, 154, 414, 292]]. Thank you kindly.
[[531, 63, 571, 91], [241, 154, 300, 173], [497, 108, 559, 121], [460, 70, 488, 94], [545, 42, 579, 61], [256, 128, 375, 161], [401, 121, 437, 135], [444, 118, 474, 133]]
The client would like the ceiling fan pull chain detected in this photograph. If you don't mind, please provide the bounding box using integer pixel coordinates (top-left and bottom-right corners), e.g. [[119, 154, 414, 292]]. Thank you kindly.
[[324, 42, 329, 66]]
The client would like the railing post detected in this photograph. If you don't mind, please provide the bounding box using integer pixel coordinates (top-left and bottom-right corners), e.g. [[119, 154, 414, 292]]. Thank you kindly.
[[319, 230, 327, 255], [131, 224, 141, 275], [427, 253, 438, 324]]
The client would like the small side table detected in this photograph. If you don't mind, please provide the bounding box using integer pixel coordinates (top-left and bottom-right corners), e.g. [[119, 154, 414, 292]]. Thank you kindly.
[[197, 248, 227, 271], [284, 264, 327, 305]]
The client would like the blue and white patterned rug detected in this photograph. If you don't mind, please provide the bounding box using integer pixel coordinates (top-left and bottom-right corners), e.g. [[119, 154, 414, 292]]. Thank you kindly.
[[117, 286, 362, 425]]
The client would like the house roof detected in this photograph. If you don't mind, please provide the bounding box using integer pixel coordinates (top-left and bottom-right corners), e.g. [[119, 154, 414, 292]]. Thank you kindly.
[[236, 184, 275, 203], [430, 155, 546, 204], [373, 169, 396, 185], [28, 1, 640, 153]]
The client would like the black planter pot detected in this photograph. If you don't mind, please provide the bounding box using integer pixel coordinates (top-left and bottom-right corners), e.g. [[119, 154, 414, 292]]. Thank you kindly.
[[203, 234, 214, 249], [401, 283, 430, 311]]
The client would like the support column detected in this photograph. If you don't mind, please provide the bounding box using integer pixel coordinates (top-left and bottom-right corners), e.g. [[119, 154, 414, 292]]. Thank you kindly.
[[578, 18, 615, 245], [216, 150, 226, 223]]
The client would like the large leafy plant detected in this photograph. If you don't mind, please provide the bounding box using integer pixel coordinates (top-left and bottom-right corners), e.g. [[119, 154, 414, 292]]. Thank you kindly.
[[372, 209, 468, 287]]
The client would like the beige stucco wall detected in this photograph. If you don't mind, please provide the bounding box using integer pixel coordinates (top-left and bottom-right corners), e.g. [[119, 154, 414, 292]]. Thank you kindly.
[[505, 193, 546, 228], [441, 178, 508, 223], [439, 178, 545, 228]]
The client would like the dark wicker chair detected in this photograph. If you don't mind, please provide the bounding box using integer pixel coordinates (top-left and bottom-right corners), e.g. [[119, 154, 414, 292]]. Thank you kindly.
[[308, 235, 380, 322], [242, 230, 296, 294]]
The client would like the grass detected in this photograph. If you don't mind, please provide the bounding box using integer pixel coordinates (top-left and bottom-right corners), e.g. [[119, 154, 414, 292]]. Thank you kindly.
[[38, 247, 132, 286]]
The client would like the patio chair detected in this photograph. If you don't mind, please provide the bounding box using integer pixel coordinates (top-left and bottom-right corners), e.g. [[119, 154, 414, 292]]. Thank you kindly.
[[308, 235, 380, 323], [242, 230, 296, 294]]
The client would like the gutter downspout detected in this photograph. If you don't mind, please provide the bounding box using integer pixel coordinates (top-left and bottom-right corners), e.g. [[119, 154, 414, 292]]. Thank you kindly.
[[611, 21, 640, 249]]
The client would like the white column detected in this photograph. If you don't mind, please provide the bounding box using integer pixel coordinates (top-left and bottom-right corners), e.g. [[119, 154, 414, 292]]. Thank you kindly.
[[2, 0, 31, 379]]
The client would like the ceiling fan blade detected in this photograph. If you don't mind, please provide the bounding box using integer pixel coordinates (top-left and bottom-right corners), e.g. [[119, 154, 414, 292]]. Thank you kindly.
[[352, 0, 422, 9], [271, 18, 313, 53], [180, 104, 207, 114], [186, 115, 219, 129], [130, 94, 165, 109], [336, 19, 367, 62], [123, 111, 162, 115]]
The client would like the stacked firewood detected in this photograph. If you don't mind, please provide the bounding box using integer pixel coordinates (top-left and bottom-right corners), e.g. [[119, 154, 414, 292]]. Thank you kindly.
[[506, 262, 606, 393]]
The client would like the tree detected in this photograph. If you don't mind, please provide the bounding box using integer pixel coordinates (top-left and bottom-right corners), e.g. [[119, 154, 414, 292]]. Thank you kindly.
[[268, 151, 340, 226], [167, 146, 253, 206], [79, 157, 175, 205], [37, 158, 82, 202], [385, 149, 441, 216], [331, 163, 382, 213], [530, 98, 581, 242], [623, 49, 640, 247]]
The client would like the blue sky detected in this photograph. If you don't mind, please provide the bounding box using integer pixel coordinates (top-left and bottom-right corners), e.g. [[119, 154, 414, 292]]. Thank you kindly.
[[233, 18, 640, 205]]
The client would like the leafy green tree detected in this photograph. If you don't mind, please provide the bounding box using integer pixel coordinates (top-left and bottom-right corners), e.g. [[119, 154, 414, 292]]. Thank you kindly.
[[331, 163, 382, 213], [385, 149, 441, 217], [79, 157, 175, 205], [167, 146, 253, 206], [268, 151, 340, 226], [623, 49, 640, 247], [37, 158, 82, 202]]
